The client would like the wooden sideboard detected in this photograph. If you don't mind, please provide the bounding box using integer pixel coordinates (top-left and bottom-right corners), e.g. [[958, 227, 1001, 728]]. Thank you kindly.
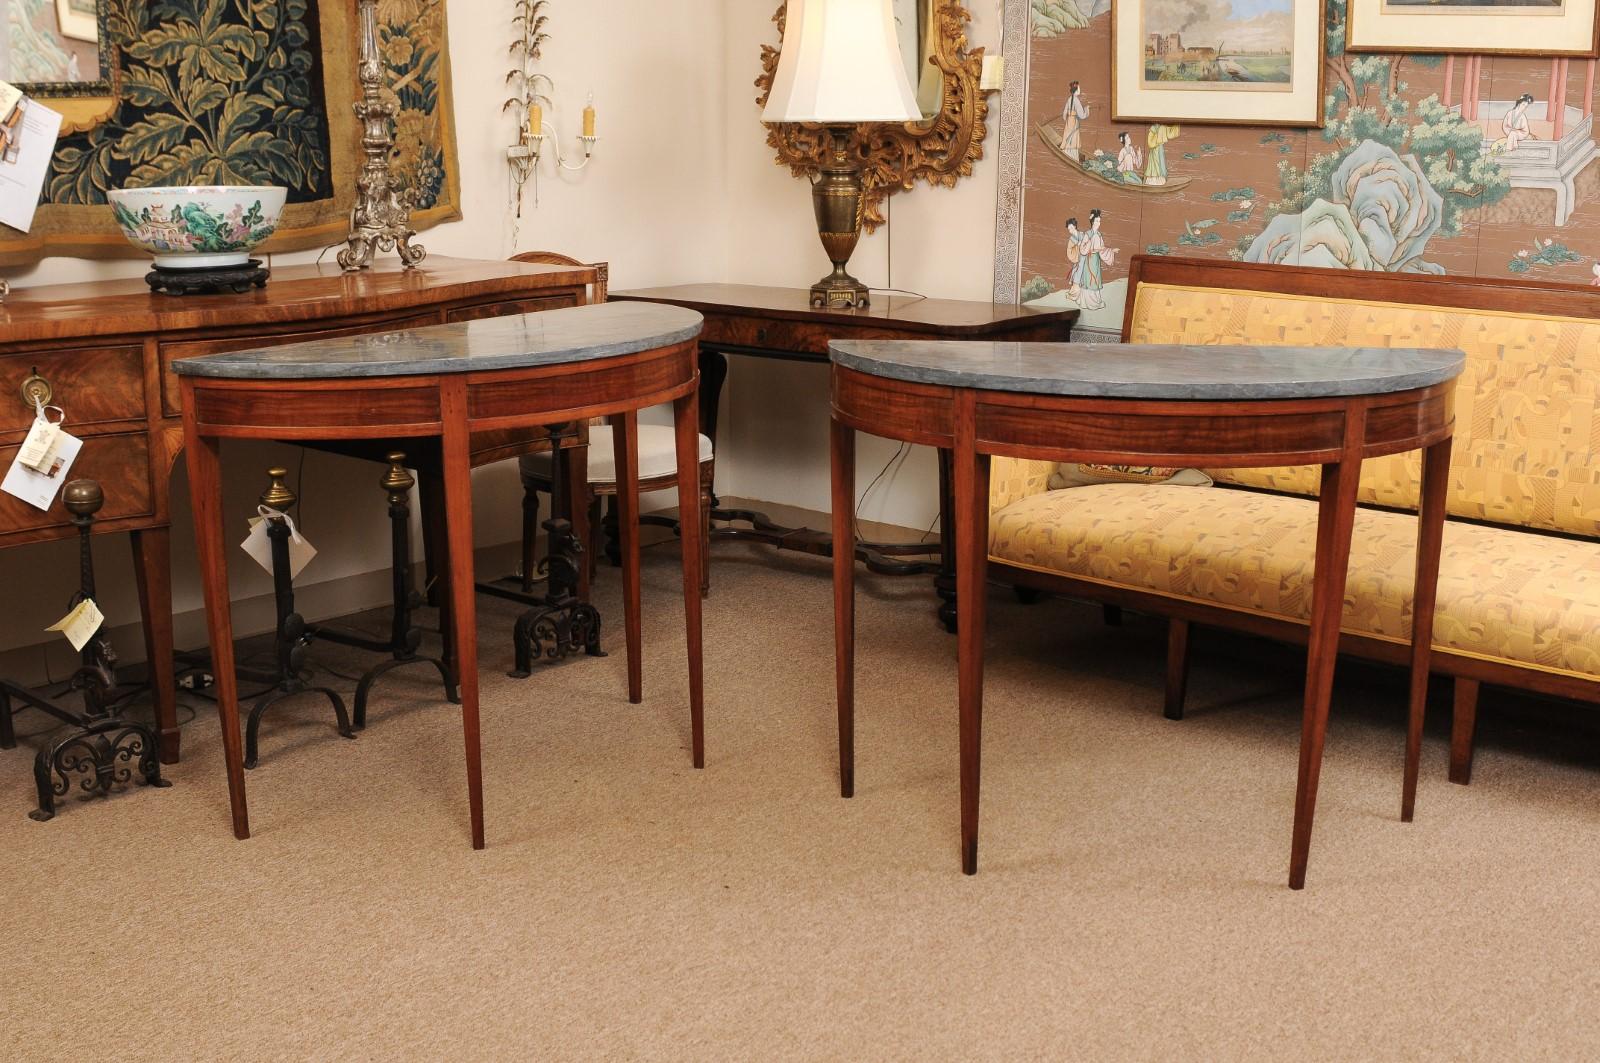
[[0, 257, 597, 764]]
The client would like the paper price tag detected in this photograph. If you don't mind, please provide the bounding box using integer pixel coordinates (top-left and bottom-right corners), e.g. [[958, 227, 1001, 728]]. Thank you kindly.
[[18, 404, 64, 472], [1, 427, 81, 511], [46, 598, 104, 652], [241, 507, 317, 580]]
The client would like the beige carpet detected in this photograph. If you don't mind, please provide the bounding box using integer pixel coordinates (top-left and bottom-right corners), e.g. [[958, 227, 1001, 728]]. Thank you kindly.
[[3, 541, 1599, 1061]]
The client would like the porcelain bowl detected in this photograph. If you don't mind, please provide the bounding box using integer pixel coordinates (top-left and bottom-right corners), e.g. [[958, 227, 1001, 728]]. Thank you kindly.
[[108, 185, 287, 269]]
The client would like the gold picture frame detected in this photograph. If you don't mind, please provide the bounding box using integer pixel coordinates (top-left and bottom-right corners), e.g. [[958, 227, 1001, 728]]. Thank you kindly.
[[1346, 0, 1600, 58], [1112, 0, 1326, 128], [56, 0, 99, 43], [755, 1, 995, 233]]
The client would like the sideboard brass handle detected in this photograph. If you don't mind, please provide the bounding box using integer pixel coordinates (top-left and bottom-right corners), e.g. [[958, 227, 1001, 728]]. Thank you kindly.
[[19, 368, 51, 409]]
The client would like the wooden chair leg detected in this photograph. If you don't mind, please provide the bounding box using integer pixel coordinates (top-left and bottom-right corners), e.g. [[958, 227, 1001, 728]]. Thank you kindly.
[[1449, 677, 1480, 785], [1165, 618, 1190, 721], [588, 494, 603, 582]]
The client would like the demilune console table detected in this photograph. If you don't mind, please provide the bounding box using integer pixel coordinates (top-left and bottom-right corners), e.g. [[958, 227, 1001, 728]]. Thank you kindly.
[[175, 301, 708, 848], [609, 284, 1078, 626], [828, 339, 1465, 888]]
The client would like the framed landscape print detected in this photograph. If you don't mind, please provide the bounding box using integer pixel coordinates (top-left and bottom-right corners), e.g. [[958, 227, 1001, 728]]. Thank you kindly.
[[1112, 0, 1326, 127], [1347, 0, 1600, 57], [55, 0, 98, 43]]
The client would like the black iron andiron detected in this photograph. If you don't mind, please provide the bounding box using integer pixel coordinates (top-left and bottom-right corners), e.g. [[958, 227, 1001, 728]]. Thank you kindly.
[[509, 423, 605, 678], [313, 452, 458, 727], [243, 467, 355, 768], [0, 480, 171, 821]]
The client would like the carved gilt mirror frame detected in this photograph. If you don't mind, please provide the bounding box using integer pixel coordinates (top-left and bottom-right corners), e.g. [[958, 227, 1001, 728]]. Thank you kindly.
[[754, 1, 994, 233]]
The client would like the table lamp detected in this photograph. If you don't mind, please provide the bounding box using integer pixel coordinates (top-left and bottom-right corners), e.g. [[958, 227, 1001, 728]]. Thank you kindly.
[[762, 0, 921, 309]]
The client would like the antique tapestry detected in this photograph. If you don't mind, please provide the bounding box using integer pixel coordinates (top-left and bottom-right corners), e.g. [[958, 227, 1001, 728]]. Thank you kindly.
[[995, 0, 1600, 328], [0, 0, 461, 264]]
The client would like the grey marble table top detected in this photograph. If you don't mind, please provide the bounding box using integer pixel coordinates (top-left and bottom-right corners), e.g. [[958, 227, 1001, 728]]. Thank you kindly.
[[829, 340, 1466, 400], [174, 301, 704, 380]]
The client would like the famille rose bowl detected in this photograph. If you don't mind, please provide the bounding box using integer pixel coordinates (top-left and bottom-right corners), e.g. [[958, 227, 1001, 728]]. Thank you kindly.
[[108, 185, 287, 269]]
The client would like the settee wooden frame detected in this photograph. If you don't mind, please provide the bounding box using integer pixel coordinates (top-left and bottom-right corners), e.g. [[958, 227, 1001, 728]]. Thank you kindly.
[[988, 255, 1600, 786]]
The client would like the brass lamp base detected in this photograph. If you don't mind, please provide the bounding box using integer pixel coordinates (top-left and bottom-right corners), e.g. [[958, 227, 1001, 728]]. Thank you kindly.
[[810, 123, 870, 310]]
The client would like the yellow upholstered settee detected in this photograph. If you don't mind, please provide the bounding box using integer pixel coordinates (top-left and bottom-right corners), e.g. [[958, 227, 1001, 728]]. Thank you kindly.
[[988, 257, 1600, 785]]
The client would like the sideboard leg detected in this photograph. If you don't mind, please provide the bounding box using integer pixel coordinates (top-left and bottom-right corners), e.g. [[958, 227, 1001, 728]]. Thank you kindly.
[[131, 527, 180, 764], [935, 447, 957, 633]]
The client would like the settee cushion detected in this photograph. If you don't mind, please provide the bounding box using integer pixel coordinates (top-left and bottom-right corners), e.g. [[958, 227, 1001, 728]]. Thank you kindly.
[[1124, 282, 1600, 538], [990, 483, 1600, 680]]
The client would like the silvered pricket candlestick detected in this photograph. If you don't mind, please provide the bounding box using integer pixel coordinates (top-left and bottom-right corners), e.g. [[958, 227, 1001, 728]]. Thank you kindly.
[[339, 0, 426, 272]]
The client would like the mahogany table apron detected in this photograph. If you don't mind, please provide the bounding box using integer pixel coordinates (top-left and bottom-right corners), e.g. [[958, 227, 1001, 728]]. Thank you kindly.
[[827, 340, 1466, 888], [609, 285, 1077, 624], [175, 302, 708, 848], [0, 256, 596, 767]]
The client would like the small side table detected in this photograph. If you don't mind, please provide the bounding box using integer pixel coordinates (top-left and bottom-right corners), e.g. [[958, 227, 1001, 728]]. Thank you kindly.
[[610, 284, 1077, 626], [829, 339, 1465, 888]]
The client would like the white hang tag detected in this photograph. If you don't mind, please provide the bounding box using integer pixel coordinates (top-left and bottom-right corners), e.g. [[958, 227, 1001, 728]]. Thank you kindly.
[[1, 427, 82, 511], [46, 597, 104, 652], [17, 405, 64, 472], [241, 506, 317, 579]]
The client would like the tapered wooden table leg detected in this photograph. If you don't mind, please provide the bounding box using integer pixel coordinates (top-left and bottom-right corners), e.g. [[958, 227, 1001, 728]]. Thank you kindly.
[[831, 417, 856, 798], [674, 387, 705, 769], [1402, 436, 1453, 822], [180, 410, 249, 840], [1289, 422, 1365, 890], [441, 379, 485, 850], [610, 411, 642, 704], [131, 526, 180, 764], [954, 395, 992, 875]]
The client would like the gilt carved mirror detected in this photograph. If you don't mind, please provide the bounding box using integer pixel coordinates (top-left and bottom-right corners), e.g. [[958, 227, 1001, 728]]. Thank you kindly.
[[756, 0, 994, 232], [3, 0, 116, 130]]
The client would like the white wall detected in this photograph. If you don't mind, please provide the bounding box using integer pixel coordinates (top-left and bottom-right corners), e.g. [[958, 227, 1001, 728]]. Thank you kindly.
[[0, 0, 729, 664], [0, 0, 1008, 668]]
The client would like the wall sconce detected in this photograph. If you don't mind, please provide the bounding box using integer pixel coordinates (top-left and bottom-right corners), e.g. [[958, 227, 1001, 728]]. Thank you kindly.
[[504, 2, 598, 217]]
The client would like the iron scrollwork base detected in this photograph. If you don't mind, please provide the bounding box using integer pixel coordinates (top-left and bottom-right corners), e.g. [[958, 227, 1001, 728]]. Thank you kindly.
[[508, 514, 605, 678], [30, 717, 170, 823], [508, 423, 606, 678]]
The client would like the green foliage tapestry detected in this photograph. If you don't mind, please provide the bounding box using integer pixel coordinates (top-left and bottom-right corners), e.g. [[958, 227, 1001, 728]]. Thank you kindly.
[[1, 0, 460, 264]]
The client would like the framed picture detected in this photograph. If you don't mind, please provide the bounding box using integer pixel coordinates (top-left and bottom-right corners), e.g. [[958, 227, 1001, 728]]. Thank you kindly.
[[56, 0, 98, 43], [1112, 0, 1326, 127], [1346, 0, 1600, 57]]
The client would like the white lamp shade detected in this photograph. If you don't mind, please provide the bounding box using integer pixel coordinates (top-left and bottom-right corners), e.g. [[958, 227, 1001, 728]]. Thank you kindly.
[[762, 0, 921, 124]]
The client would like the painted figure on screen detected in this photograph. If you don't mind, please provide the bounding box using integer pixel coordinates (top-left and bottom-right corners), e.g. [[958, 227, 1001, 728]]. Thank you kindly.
[[1072, 208, 1118, 309], [1116, 132, 1144, 182], [1144, 123, 1179, 184], [1059, 80, 1088, 158]]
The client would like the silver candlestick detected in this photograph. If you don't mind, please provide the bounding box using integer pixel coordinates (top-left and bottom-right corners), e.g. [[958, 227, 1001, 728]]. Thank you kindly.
[[339, 0, 426, 272]]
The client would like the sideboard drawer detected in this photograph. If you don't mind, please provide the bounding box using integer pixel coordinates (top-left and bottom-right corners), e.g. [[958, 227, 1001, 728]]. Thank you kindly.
[[159, 313, 442, 417], [445, 293, 580, 323], [0, 346, 146, 437], [0, 430, 152, 537]]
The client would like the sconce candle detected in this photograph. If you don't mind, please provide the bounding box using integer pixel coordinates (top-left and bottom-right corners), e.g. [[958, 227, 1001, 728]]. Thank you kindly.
[[582, 96, 596, 138], [528, 102, 543, 138]]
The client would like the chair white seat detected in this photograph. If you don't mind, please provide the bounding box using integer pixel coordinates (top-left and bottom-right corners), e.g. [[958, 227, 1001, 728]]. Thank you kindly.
[[519, 424, 713, 485]]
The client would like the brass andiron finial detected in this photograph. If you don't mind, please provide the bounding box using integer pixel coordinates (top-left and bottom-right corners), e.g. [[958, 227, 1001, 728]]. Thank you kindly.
[[338, 0, 426, 272], [260, 467, 297, 511], [381, 451, 415, 504]]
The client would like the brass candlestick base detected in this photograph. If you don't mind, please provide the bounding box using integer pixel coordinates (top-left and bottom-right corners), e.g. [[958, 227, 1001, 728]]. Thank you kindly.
[[809, 123, 870, 310]]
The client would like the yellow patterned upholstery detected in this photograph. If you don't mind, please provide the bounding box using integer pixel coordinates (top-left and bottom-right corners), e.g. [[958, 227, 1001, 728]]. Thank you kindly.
[[1126, 282, 1600, 538], [989, 457, 1055, 514], [990, 484, 1600, 680]]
